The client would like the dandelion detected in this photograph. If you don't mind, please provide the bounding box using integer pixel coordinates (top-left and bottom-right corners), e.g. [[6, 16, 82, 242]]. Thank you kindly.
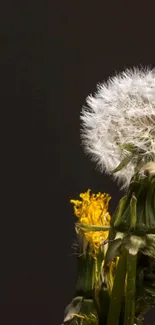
[[62, 191, 112, 325], [70, 189, 111, 254], [62, 67, 155, 325], [80, 67, 155, 189]]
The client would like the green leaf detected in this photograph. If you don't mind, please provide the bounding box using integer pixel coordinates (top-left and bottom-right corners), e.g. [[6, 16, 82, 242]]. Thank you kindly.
[[111, 154, 133, 174], [76, 223, 110, 232], [126, 235, 146, 255], [113, 195, 128, 228], [119, 143, 138, 154], [145, 178, 155, 230], [129, 193, 137, 230], [104, 238, 123, 263], [146, 234, 155, 244]]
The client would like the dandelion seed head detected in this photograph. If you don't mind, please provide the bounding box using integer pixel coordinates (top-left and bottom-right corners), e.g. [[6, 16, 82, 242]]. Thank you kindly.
[[81, 67, 155, 189]]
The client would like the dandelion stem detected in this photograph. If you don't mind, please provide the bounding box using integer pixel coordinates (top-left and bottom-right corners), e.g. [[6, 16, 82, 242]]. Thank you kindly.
[[124, 252, 137, 325], [107, 248, 127, 325]]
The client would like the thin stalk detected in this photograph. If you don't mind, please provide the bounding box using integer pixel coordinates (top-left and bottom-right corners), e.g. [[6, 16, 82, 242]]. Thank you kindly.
[[124, 252, 137, 325], [76, 250, 95, 298], [107, 248, 127, 325]]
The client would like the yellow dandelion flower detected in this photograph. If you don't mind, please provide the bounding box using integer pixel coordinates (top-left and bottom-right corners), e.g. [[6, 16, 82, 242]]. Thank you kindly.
[[70, 189, 111, 253]]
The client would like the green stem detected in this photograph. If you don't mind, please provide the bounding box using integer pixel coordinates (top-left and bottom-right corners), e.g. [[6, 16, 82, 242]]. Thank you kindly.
[[124, 252, 137, 325], [76, 251, 95, 298], [107, 248, 127, 325]]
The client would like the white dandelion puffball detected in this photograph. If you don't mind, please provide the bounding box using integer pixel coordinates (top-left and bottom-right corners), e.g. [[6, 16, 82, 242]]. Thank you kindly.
[[80, 67, 155, 189]]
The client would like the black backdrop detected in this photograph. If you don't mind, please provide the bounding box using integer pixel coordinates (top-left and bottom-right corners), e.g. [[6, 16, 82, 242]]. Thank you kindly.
[[1, 1, 155, 324]]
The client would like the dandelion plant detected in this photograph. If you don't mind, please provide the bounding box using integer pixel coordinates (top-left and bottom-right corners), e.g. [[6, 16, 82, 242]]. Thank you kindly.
[[62, 67, 155, 325]]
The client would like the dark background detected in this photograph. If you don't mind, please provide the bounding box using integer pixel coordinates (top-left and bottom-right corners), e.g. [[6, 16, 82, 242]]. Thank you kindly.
[[1, 1, 155, 324]]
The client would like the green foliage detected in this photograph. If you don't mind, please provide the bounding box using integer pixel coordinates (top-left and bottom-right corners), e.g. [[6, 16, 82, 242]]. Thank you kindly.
[[112, 173, 155, 235], [63, 171, 155, 325]]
